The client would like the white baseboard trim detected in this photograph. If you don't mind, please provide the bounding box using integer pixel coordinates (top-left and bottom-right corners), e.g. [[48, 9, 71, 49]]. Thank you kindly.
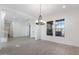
[[42, 39, 79, 47]]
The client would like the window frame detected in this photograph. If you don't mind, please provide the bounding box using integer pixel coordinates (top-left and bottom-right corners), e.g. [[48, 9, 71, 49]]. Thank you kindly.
[[55, 19, 65, 37], [47, 21, 53, 36]]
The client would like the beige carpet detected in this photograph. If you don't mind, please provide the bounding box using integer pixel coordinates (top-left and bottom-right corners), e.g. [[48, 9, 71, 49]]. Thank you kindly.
[[0, 37, 79, 55]]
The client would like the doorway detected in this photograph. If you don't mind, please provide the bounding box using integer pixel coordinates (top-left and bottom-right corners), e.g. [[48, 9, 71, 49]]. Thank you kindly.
[[27, 24, 31, 38], [4, 19, 13, 41]]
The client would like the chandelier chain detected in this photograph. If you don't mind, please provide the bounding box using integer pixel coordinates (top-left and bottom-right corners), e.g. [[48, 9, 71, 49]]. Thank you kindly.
[[40, 4, 41, 15]]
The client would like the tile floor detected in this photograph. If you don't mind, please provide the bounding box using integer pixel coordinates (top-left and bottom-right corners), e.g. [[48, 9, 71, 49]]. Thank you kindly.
[[0, 37, 79, 55]]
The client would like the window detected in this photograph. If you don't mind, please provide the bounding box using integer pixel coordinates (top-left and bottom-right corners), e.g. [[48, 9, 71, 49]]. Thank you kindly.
[[55, 19, 65, 37], [47, 21, 53, 36]]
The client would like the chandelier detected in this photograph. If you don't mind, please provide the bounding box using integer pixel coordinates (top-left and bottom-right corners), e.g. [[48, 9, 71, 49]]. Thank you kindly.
[[36, 4, 46, 25]]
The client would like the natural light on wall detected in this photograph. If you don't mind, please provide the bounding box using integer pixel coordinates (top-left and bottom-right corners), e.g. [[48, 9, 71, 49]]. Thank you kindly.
[[0, 8, 6, 42]]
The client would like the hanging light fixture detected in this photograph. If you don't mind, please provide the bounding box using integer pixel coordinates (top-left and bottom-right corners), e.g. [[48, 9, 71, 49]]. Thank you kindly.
[[36, 4, 46, 25]]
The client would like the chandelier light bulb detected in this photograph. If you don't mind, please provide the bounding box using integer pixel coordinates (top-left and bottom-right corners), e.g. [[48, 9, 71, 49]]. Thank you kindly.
[[35, 4, 46, 25]]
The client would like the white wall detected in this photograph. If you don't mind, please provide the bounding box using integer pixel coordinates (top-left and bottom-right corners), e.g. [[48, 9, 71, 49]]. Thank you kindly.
[[26, 19, 36, 38], [0, 5, 34, 38], [9, 4, 79, 47], [40, 10, 79, 47], [13, 19, 36, 38], [0, 10, 7, 42], [12, 21, 26, 37], [16, 5, 79, 47], [0, 4, 79, 47]]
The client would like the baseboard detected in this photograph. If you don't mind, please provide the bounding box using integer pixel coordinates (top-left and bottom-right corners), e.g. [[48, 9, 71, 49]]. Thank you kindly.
[[42, 39, 79, 47], [13, 36, 35, 39]]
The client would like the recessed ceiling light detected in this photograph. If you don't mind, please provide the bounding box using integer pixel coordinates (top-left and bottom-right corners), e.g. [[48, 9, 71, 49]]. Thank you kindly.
[[62, 5, 66, 8]]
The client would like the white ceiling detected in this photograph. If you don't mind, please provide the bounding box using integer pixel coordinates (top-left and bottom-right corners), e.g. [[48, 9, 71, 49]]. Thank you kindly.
[[0, 4, 79, 22]]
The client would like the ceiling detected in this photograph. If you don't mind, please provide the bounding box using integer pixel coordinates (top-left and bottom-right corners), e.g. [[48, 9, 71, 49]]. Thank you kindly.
[[0, 4, 79, 22]]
